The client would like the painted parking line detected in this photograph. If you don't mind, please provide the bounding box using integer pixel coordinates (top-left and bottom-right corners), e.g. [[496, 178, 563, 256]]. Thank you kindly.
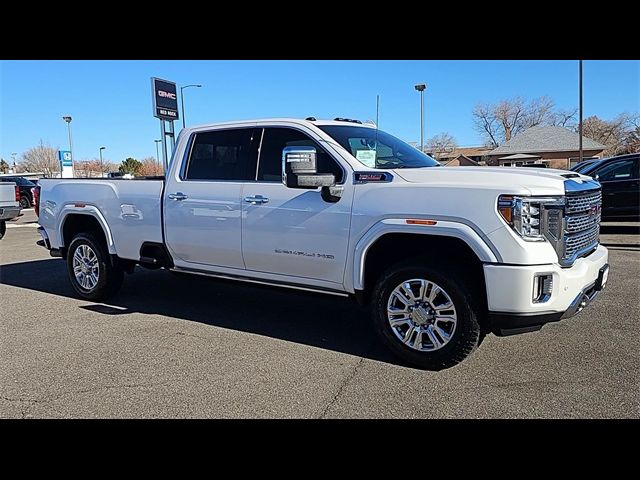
[[5, 223, 39, 228]]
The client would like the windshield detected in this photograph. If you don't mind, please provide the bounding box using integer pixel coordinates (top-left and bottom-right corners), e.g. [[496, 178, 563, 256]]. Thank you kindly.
[[318, 125, 440, 169], [7, 177, 35, 186]]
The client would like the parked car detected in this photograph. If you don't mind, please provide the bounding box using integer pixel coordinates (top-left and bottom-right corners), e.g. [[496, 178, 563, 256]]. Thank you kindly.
[[571, 158, 601, 174], [36, 117, 609, 370], [578, 153, 639, 221], [0, 181, 22, 240], [0, 176, 38, 208]]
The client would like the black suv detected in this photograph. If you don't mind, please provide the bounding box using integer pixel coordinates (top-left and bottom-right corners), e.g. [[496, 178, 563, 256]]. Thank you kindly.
[[578, 153, 640, 221], [0, 176, 37, 208]]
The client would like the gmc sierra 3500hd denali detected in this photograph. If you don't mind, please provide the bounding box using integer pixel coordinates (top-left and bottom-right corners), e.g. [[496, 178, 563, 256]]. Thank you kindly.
[[36, 118, 610, 369]]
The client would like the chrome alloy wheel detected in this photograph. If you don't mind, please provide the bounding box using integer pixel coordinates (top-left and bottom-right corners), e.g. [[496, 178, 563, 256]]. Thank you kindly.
[[72, 244, 99, 291], [387, 278, 457, 352]]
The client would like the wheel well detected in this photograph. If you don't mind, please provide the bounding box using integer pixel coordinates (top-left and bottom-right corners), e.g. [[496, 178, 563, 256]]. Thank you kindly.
[[361, 233, 488, 327], [62, 214, 107, 256]]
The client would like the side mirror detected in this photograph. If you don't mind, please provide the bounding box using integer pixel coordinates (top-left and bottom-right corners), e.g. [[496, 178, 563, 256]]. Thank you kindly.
[[282, 146, 335, 189]]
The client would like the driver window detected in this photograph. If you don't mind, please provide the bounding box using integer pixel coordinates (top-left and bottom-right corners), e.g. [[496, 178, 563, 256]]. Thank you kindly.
[[597, 159, 637, 182], [257, 127, 344, 183]]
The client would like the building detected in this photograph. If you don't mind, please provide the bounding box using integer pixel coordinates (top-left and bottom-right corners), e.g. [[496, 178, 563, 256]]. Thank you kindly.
[[441, 154, 481, 167], [487, 125, 606, 169]]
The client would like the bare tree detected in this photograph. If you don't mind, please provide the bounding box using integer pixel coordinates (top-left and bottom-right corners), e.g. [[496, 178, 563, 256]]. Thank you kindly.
[[525, 96, 556, 128], [138, 157, 164, 176], [472, 103, 501, 148], [581, 113, 635, 156], [20, 140, 60, 177], [426, 133, 458, 160], [75, 158, 116, 177], [472, 96, 577, 148], [552, 108, 578, 128]]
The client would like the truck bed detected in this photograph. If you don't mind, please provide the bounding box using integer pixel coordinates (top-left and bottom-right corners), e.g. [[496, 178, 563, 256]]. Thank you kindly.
[[38, 178, 165, 261]]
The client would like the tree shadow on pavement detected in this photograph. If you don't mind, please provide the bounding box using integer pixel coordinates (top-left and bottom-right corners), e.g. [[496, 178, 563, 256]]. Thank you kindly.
[[0, 259, 402, 366]]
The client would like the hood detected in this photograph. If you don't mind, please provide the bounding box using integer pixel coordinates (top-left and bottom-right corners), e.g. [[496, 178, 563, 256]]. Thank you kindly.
[[393, 166, 596, 196]]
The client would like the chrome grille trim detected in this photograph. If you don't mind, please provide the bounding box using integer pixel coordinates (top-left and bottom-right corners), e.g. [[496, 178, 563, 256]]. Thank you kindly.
[[566, 191, 602, 214], [559, 180, 602, 267], [566, 212, 601, 233], [565, 226, 599, 258]]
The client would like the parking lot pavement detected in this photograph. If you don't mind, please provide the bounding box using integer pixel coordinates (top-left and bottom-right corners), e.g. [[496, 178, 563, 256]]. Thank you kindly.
[[1, 211, 639, 419]]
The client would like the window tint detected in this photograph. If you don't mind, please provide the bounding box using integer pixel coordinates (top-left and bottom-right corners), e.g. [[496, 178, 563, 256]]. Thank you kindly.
[[257, 127, 344, 183], [185, 128, 259, 181], [596, 159, 638, 182]]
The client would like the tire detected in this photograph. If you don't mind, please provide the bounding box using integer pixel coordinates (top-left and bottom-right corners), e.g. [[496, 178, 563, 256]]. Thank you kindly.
[[0, 220, 5, 240], [19, 196, 31, 209], [371, 259, 482, 370], [66, 233, 124, 301]]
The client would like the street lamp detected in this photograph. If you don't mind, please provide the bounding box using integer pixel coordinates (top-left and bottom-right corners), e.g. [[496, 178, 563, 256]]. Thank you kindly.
[[414, 84, 427, 152], [180, 84, 202, 129], [62, 116, 74, 175], [99, 146, 106, 177]]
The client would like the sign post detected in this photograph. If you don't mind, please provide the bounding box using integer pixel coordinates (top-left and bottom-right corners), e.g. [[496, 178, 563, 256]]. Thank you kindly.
[[151, 77, 179, 171], [58, 150, 73, 178]]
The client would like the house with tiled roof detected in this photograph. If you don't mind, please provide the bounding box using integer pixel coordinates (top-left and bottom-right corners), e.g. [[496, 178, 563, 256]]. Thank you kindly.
[[488, 125, 606, 169]]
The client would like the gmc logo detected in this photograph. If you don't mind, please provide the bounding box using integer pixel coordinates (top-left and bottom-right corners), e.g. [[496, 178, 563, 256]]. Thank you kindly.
[[158, 90, 176, 100]]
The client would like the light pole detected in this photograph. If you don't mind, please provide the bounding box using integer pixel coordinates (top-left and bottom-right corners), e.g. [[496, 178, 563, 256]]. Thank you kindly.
[[414, 83, 427, 152], [62, 116, 74, 175], [180, 84, 202, 129], [11, 153, 17, 173], [578, 60, 583, 165], [154, 139, 162, 173], [99, 146, 106, 177]]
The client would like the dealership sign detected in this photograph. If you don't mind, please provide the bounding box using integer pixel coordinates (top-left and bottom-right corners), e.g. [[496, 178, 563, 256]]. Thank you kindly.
[[151, 77, 179, 120], [58, 150, 73, 178]]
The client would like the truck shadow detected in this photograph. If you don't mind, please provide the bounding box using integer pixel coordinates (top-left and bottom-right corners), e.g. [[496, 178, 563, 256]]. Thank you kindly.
[[0, 259, 401, 366]]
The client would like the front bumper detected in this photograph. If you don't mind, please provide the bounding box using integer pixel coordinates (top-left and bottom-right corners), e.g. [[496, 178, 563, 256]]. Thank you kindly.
[[0, 206, 21, 220], [489, 270, 607, 335], [483, 244, 609, 335]]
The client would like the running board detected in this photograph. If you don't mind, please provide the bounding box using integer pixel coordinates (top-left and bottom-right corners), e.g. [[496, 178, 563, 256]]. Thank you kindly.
[[171, 267, 350, 298]]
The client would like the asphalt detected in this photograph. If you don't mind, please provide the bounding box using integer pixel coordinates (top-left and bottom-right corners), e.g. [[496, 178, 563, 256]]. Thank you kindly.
[[1, 211, 638, 418]]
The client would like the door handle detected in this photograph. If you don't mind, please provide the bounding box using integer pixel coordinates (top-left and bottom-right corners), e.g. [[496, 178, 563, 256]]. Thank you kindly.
[[168, 192, 188, 201], [244, 195, 269, 205]]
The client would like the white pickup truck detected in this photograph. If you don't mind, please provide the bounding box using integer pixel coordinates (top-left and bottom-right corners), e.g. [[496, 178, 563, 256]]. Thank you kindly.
[[37, 118, 610, 369], [0, 181, 21, 240]]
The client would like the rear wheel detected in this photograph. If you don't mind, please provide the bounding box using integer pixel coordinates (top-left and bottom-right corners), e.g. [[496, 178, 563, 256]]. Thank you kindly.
[[371, 260, 482, 370], [0, 220, 6, 240], [19, 196, 31, 209], [67, 233, 124, 301]]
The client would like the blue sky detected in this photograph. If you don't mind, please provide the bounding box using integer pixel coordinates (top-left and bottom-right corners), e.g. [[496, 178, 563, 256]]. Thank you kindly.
[[1, 60, 638, 164]]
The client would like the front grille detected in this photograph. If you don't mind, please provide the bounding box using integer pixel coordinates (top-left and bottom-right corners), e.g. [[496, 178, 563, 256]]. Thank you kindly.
[[565, 226, 599, 259], [566, 190, 602, 214], [560, 188, 602, 265], [566, 212, 601, 233]]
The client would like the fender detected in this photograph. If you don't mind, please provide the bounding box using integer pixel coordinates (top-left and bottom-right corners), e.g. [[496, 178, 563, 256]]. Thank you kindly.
[[347, 216, 501, 292], [57, 204, 116, 254]]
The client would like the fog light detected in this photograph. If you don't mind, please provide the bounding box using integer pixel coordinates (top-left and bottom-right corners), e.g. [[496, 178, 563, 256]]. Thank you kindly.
[[533, 274, 553, 303]]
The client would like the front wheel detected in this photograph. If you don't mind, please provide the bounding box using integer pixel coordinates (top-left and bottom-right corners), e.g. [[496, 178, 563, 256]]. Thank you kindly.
[[67, 233, 124, 301], [371, 261, 482, 370]]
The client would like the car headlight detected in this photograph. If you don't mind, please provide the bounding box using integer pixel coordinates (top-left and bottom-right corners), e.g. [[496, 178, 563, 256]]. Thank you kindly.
[[498, 195, 564, 241]]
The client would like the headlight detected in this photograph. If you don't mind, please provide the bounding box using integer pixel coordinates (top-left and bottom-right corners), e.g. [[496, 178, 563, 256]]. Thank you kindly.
[[498, 195, 564, 241]]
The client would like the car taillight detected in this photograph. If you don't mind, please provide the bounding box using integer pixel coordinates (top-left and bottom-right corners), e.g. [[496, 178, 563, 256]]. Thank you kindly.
[[15, 185, 20, 202], [32, 186, 41, 217]]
